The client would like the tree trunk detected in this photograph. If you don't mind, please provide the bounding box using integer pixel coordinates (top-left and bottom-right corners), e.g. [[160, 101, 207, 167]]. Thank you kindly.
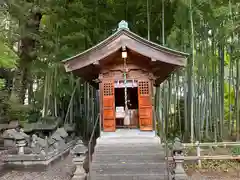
[[10, 7, 42, 104]]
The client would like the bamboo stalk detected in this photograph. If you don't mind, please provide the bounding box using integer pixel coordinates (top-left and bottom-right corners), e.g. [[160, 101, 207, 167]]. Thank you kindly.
[[64, 79, 79, 124], [189, 0, 195, 143], [147, 0, 150, 40], [42, 72, 49, 117], [54, 77, 58, 117], [219, 44, 225, 140], [236, 55, 240, 140], [162, 0, 165, 45]]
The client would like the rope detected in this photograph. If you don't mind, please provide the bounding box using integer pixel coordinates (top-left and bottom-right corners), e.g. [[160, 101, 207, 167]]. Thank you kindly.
[[123, 58, 128, 113]]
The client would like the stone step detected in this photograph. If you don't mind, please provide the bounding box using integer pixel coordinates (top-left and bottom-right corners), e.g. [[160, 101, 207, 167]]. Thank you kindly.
[[91, 162, 166, 174], [98, 137, 160, 140], [92, 153, 165, 164], [90, 135, 167, 180], [93, 153, 165, 159], [97, 139, 161, 143], [97, 137, 161, 145], [93, 174, 169, 180], [96, 142, 161, 146], [97, 141, 161, 144], [95, 142, 163, 148], [94, 147, 164, 155], [99, 135, 158, 139]]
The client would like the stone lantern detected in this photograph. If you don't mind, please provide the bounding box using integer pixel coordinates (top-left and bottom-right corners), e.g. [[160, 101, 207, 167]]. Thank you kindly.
[[71, 140, 88, 180], [172, 137, 184, 155], [172, 137, 188, 180], [3, 129, 27, 154]]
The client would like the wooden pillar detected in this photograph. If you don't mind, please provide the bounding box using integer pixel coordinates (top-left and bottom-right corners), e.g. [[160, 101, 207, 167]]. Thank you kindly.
[[99, 74, 103, 132]]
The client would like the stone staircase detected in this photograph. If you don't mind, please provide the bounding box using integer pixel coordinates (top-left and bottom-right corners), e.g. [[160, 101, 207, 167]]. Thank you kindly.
[[89, 130, 168, 180]]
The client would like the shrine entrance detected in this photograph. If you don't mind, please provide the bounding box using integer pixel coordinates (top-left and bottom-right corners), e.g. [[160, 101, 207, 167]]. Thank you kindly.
[[115, 80, 139, 129], [102, 79, 153, 132], [62, 20, 188, 133]]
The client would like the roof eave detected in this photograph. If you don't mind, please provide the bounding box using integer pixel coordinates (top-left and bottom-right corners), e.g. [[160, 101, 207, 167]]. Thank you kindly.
[[62, 28, 189, 71], [125, 29, 189, 58], [62, 30, 123, 63]]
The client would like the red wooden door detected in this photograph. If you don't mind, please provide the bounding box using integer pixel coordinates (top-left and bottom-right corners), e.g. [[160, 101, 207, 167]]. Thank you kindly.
[[138, 81, 153, 131], [103, 81, 116, 132]]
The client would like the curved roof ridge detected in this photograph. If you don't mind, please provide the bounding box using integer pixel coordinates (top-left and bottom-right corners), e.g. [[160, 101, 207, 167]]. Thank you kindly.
[[62, 28, 188, 63], [124, 29, 188, 57], [62, 30, 122, 63]]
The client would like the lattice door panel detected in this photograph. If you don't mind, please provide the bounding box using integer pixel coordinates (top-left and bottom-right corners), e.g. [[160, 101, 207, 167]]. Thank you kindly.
[[103, 82, 114, 96], [102, 81, 115, 132], [138, 80, 153, 131], [139, 81, 150, 95]]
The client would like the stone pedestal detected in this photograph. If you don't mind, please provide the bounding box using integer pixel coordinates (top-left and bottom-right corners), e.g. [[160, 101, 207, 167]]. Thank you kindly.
[[173, 154, 188, 180], [72, 155, 86, 180], [17, 140, 26, 155], [71, 140, 87, 180], [172, 137, 188, 180]]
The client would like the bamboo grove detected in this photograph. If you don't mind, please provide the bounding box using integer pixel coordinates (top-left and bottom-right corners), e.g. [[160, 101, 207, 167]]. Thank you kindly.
[[37, 75, 100, 141], [155, 0, 240, 143], [0, 1, 239, 143]]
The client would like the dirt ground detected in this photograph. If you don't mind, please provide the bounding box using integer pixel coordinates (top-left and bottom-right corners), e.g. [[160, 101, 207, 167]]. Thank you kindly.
[[183, 146, 240, 179], [187, 165, 240, 180], [0, 154, 74, 180]]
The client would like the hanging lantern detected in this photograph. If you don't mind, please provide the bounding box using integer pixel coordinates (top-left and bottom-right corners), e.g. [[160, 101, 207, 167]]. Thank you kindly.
[[122, 46, 127, 58], [122, 51, 127, 59]]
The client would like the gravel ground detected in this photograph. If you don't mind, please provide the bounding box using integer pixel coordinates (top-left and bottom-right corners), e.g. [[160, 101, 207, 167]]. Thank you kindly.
[[0, 150, 7, 173], [188, 171, 240, 180], [0, 154, 74, 180], [189, 174, 240, 180]]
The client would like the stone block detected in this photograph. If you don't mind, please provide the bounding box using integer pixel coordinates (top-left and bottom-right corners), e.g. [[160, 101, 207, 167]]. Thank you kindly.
[[8, 121, 20, 129], [51, 132, 62, 141], [4, 139, 16, 147], [56, 128, 68, 139], [3, 129, 25, 140]]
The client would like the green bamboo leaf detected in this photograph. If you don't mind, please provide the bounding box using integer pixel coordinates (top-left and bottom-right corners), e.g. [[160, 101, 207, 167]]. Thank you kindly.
[[0, 41, 17, 68]]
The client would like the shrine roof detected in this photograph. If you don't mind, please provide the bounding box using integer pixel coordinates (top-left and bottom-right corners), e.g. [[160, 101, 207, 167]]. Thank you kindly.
[[62, 20, 189, 73]]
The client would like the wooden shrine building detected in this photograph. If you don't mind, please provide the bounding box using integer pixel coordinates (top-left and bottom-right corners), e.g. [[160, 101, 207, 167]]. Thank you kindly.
[[62, 21, 188, 132]]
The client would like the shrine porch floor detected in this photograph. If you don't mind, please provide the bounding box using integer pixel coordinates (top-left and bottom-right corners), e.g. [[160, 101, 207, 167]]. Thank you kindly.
[[101, 129, 157, 138]]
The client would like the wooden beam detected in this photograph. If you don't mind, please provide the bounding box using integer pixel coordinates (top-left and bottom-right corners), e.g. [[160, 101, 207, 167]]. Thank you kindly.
[[92, 78, 101, 83]]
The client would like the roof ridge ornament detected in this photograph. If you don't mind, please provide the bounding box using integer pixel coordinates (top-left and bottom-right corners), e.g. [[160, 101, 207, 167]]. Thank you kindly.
[[117, 20, 129, 31]]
